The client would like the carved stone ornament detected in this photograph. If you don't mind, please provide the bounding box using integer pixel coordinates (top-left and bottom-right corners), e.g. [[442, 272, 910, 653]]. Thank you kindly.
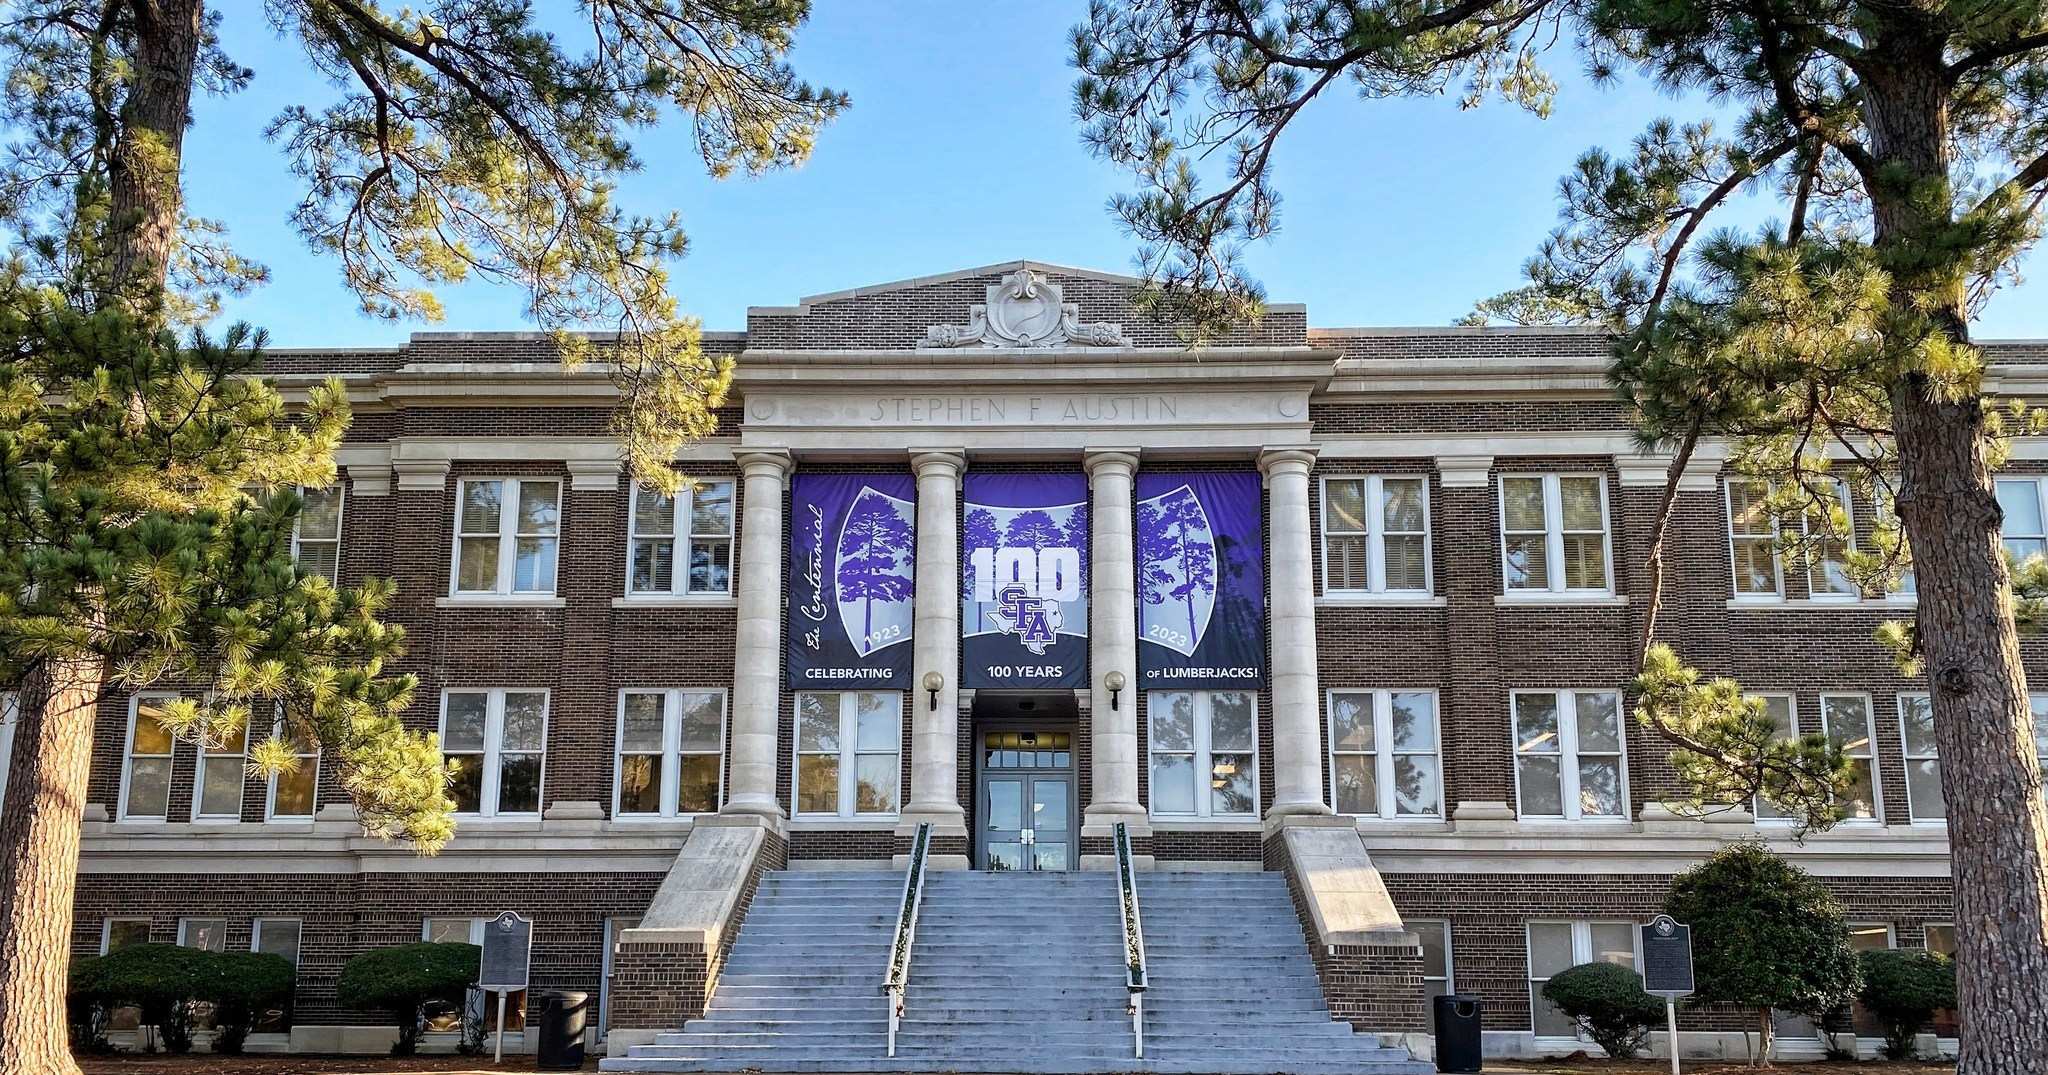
[[919, 269, 1132, 348]]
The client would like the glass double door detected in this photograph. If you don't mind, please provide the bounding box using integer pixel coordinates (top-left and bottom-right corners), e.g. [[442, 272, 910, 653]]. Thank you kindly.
[[982, 774, 1073, 871]]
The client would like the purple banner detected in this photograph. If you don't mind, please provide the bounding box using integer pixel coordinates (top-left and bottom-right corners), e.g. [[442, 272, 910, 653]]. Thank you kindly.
[[786, 473, 916, 689], [961, 472, 1089, 689], [1136, 471, 1267, 688]]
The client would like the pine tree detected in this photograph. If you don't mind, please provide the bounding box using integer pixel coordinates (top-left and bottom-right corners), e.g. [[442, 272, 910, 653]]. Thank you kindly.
[[1073, 3, 2048, 1071], [0, 3, 842, 1069]]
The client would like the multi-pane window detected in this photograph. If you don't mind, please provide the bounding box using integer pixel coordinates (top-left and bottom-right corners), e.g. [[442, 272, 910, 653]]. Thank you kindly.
[[1148, 690, 1259, 818], [1820, 694, 1881, 821], [1898, 693, 1944, 823], [194, 721, 248, 822], [452, 479, 561, 596], [1753, 693, 1799, 822], [440, 689, 548, 817], [1328, 690, 1442, 818], [1512, 690, 1628, 820], [627, 480, 735, 596], [178, 918, 230, 952], [615, 690, 726, 817], [1528, 921, 1638, 1039], [121, 692, 183, 821], [1997, 477, 2048, 565], [1499, 474, 1611, 594], [293, 485, 345, 582], [793, 692, 901, 818], [252, 919, 303, 1032], [1804, 481, 1858, 598], [1321, 476, 1431, 594], [1726, 480, 1783, 598], [1412, 920, 1454, 999], [266, 718, 320, 822], [102, 918, 150, 952]]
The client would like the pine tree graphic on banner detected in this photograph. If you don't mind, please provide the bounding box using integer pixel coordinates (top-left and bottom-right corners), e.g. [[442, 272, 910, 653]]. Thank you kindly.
[[837, 489, 913, 650], [964, 507, 1000, 628], [1003, 509, 1066, 594]]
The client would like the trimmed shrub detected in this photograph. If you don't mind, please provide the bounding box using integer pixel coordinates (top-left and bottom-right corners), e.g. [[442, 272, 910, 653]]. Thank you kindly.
[[1540, 961, 1667, 1058], [1857, 949, 1957, 1059], [336, 942, 480, 1055], [205, 951, 297, 1054], [1666, 843, 1861, 1065], [65, 956, 114, 1054], [67, 943, 215, 1053]]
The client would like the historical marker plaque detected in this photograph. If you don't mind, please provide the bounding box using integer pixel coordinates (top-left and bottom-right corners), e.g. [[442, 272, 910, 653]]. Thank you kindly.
[[1640, 915, 1695, 997], [478, 910, 532, 992]]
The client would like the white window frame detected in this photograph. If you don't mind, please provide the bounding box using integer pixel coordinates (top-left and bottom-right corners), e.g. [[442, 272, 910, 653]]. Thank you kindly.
[[292, 484, 345, 582], [613, 689, 728, 818], [192, 719, 248, 824], [1897, 692, 1944, 824], [1146, 690, 1261, 820], [450, 477, 562, 597], [624, 480, 736, 598], [1997, 476, 2048, 566], [264, 716, 321, 823], [177, 917, 230, 951], [101, 917, 150, 953], [1803, 479, 1859, 600], [1511, 689, 1630, 821], [1412, 918, 1454, 997], [791, 691, 903, 820], [1319, 475, 1433, 596], [253, 917, 302, 963], [119, 691, 185, 823], [1527, 920, 1642, 1041], [1725, 479, 1785, 600], [1751, 692, 1800, 823], [1497, 473, 1614, 596], [1819, 692, 1883, 823], [437, 688, 549, 818], [2031, 694, 2048, 806], [423, 917, 486, 945], [1325, 689, 1444, 819]]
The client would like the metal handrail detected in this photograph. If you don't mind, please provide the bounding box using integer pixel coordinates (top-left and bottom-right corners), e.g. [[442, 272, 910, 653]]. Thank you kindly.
[[1113, 821, 1149, 1059], [881, 821, 932, 1058]]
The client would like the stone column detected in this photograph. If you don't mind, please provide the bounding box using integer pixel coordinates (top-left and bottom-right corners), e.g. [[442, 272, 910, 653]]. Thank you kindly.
[[722, 449, 792, 820], [902, 450, 969, 867], [1082, 449, 1146, 848], [1260, 447, 1333, 819]]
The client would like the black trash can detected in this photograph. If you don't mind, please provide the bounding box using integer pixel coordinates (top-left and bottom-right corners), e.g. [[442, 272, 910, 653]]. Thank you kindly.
[[535, 990, 589, 1070], [1432, 992, 1484, 1073]]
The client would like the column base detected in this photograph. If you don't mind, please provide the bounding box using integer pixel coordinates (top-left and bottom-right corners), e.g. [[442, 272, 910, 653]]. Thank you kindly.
[[894, 813, 969, 871], [1080, 809, 1152, 871], [708, 805, 788, 838], [1263, 798, 1336, 823], [1261, 810, 1351, 837]]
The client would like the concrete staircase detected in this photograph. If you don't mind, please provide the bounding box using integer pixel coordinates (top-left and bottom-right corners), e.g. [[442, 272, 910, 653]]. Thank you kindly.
[[602, 868, 1432, 1074]]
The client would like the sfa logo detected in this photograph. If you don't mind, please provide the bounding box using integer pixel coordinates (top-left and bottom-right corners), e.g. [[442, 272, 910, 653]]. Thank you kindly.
[[989, 583, 1063, 654]]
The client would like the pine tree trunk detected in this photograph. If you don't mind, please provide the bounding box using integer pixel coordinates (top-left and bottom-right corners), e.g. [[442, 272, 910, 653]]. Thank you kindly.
[[0, 656, 106, 1075], [104, 0, 204, 305], [1864, 45, 2048, 1075]]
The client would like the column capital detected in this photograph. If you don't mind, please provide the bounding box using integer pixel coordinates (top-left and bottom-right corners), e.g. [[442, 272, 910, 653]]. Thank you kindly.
[[909, 448, 967, 478], [345, 462, 393, 498], [566, 458, 624, 492], [1257, 445, 1320, 479], [1616, 450, 1722, 493], [1083, 447, 1141, 476], [393, 459, 450, 492], [1434, 453, 1495, 489], [734, 448, 793, 479]]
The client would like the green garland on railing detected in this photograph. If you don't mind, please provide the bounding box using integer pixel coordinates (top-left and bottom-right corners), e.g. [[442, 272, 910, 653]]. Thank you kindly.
[[884, 822, 931, 994], [1114, 822, 1147, 990]]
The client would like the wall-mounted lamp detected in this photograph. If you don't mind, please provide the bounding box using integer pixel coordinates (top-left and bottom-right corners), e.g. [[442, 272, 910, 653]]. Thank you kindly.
[[922, 670, 944, 711], [1105, 670, 1126, 711]]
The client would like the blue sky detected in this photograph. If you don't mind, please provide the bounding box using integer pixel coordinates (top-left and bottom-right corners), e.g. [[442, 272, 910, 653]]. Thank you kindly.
[[186, 2, 2045, 346]]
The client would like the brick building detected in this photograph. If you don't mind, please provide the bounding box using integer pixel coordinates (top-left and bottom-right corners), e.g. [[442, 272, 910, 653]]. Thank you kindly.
[[49, 261, 2038, 1063]]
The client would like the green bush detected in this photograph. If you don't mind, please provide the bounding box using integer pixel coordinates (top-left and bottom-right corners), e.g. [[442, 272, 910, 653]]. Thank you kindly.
[[1857, 949, 1956, 1059], [336, 942, 480, 1055], [65, 956, 114, 1054], [204, 951, 297, 1054], [1665, 843, 1861, 1065], [67, 943, 216, 1053], [1540, 961, 1667, 1058]]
